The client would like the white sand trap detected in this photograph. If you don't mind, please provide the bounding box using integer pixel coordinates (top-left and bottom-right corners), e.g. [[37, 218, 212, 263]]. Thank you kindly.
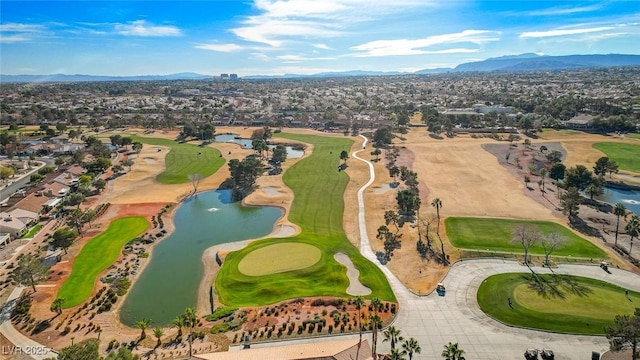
[[271, 225, 297, 238], [263, 186, 283, 196], [372, 183, 394, 194], [143, 157, 156, 164], [334, 253, 372, 296]]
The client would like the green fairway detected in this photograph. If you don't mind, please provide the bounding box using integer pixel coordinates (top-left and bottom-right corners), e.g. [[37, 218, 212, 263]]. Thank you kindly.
[[216, 134, 395, 306], [130, 135, 225, 184], [593, 142, 640, 173], [445, 217, 607, 259], [628, 134, 640, 140], [58, 217, 148, 308], [478, 273, 640, 334], [238, 243, 322, 276]]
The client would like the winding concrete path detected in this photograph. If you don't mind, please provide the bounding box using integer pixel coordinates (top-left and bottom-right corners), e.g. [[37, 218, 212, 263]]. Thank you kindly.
[[351, 135, 629, 359]]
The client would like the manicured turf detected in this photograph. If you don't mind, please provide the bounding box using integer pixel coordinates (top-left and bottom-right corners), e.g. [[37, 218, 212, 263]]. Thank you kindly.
[[238, 243, 322, 276], [628, 133, 640, 140], [593, 142, 640, 173], [22, 224, 42, 238], [445, 217, 607, 259], [58, 217, 148, 308], [129, 135, 225, 184], [216, 134, 396, 306], [478, 273, 640, 334]]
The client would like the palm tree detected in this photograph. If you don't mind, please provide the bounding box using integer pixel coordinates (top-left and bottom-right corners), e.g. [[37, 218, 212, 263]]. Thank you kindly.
[[50, 297, 65, 315], [402, 338, 421, 360], [625, 215, 640, 255], [382, 326, 403, 351], [613, 202, 627, 247], [441, 342, 465, 360], [370, 297, 382, 356], [431, 198, 443, 234], [183, 307, 197, 358], [540, 168, 547, 191], [389, 348, 407, 360], [135, 318, 151, 341], [353, 296, 365, 360], [153, 327, 163, 348], [171, 316, 185, 338]]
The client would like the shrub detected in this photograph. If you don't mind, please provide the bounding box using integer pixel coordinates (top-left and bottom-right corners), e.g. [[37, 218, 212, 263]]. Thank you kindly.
[[205, 307, 238, 321]]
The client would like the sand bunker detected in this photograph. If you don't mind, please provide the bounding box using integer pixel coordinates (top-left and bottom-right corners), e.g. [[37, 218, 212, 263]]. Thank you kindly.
[[271, 225, 297, 238], [238, 243, 321, 276], [333, 253, 372, 296], [143, 157, 156, 164], [263, 186, 283, 196], [372, 183, 394, 194]]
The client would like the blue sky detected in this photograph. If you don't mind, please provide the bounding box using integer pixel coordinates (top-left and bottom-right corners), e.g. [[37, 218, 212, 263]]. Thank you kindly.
[[1, 0, 639, 76]]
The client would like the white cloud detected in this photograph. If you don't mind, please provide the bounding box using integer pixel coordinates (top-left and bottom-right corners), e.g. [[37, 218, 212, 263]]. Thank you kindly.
[[115, 20, 181, 37], [313, 43, 332, 50], [250, 53, 271, 61], [519, 26, 615, 38], [0, 23, 45, 32], [351, 30, 499, 57], [232, 19, 342, 47], [528, 4, 602, 16], [195, 43, 244, 52], [0, 34, 31, 43], [277, 54, 336, 61], [0, 23, 46, 43]]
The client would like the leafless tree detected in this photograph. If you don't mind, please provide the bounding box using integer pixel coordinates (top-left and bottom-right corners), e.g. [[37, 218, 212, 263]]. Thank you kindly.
[[511, 224, 540, 269], [188, 173, 204, 194], [540, 231, 565, 267]]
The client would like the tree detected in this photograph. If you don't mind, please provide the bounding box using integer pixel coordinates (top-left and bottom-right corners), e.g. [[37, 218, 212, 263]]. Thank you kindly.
[[560, 186, 582, 218], [585, 182, 604, 200], [153, 327, 163, 348], [228, 157, 264, 196], [540, 231, 565, 267], [545, 150, 563, 163], [594, 156, 610, 176], [383, 326, 404, 351], [271, 144, 287, 166], [511, 224, 539, 267], [121, 159, 134, 171], [109, 135, 122, 148], [340, 150, 349, 164], [64, 192, 85, 209], [370, 298, 382, 358], [353, 296, 365, 360], [50, 297, 65, 315], [607, 161, 620, 178], [605, 308, 640, 360], [52, 339, 99, 360], [371, 148, 382, 161], [188, 173, 204, 193], [539, 168, 547, 191], [252, 138, 268, 159], [121, 136, 133, 149], [397, 190, 420, 217], [93, 178, 107, 193], [626, 215, 640, 255], [373, 126, 394, 147], [0, 166, 14, 183], [389, 348, 407, 360], [67, 208, 88, 234], [389, 165, 400, 184], [183, 307, 197, 358], [431, 198, 443, 234], [11, 254, 49, 292], [171, 315, 185, 338], [614, 203, 627, 248], [30, 173, 45, 183], [132, 142, 143, 156], [564, 165, 594, 191], [135, 318, 151, 340], [441, 342, 465, 360], [51, 228, 78, 254], [402, 338, 421, 360], [104, 347, 140, 360]]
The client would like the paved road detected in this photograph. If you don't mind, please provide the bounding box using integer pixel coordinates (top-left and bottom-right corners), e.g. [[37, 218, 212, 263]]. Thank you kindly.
[[352, 135, 622, 359], [1, 157, 56, 204], [0, 287, 58, 359]]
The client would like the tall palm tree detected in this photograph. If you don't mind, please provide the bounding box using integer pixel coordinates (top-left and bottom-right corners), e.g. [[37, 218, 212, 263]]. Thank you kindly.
[[171, 316, 185, 338], [50, 297, 65, 315], [540, 168, 547, 191], [441, 342, 465, 360], [402, 338, 422, 360], [626, 215, 640, 255], [183, 307, 197, 358], [382, 326, 403, 351], [431, 198, 443, 234], [153, 327, 163, 348], [370, 297, 382, 356], [135, 318, 151, 341], [353, 296, 365, 360], [389, 348, 407, 360], [613, 202, 627, 247]]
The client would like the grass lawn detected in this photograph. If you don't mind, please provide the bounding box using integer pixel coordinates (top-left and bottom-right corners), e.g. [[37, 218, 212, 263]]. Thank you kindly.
[[445, 217, 607, 259], [593, 142, 640, 173], [478, 273, 639, 334], [58, 217, 148, 308], [22, 224, 42, 238], [628, 133, 640, 140], [238, 243, 322, 276], [129, 135, 225, 184], [216, 134, 395, 306]]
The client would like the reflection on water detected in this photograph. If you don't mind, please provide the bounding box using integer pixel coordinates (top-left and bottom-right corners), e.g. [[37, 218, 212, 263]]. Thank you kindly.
[[214, 134, 304, 158], [597, 187, 640, 215]]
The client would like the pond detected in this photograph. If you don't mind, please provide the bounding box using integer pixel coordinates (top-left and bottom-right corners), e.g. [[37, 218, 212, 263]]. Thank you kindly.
[[119, 189, 282, 326], [214, 134, 304, 158], [597, 187, 640, 215]]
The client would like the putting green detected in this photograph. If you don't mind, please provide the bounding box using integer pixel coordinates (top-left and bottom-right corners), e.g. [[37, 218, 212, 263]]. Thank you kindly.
[[238, 243, 322, 276], [478, 273, 640, 334], [593, 142, 640, 173], [446, 217, 607, 259], [129, 135, 225, 184]]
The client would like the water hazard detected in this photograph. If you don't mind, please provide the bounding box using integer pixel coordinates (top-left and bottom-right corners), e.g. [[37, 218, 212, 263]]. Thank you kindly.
[[119, 189, 281, 326], [597, 187, 640, 215]]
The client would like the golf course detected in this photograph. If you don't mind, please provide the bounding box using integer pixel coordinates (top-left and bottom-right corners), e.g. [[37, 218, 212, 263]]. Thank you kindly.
[[445, 217, 607, 259], [592, 142, 640, 173], [57, 217, 148, 308], [477, 273, 639, 334], [130, 135, 225, 184], [215, 133, 395, 307]]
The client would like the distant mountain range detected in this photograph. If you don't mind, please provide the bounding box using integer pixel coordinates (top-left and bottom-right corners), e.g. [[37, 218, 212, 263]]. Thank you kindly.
[[2, 54, 640, 83]]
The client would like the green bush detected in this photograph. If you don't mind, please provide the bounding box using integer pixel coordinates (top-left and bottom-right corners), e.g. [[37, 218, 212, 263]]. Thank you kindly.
[[205, 306, 238, 321]]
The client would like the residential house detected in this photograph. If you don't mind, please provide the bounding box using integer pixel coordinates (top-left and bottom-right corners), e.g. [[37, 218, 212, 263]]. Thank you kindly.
[[0, 208, 39, 238]]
